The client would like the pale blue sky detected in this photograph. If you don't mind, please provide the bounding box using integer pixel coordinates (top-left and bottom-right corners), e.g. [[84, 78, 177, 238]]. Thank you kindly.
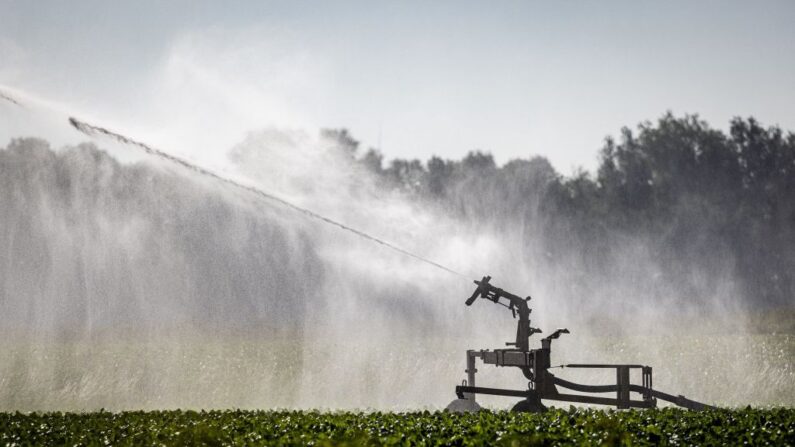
[[1, 0, 793, 172]]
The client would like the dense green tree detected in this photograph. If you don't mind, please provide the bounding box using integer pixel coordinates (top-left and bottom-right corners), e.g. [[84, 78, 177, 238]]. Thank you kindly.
[[338, 114, 794, 307]]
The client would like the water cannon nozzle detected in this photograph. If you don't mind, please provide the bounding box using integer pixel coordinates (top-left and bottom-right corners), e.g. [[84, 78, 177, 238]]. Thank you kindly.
[[465, 275, 492, 305]]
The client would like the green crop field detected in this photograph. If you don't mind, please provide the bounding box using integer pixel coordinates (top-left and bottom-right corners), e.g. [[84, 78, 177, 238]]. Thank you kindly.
[[2, 408, 794, 446]]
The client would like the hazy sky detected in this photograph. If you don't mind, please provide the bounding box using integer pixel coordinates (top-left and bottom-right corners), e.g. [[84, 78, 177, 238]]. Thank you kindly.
[[1, 0, 793, 172]]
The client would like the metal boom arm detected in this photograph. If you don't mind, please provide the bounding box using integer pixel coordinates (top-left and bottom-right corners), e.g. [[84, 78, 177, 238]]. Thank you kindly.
[[466, 276, 540, 351]]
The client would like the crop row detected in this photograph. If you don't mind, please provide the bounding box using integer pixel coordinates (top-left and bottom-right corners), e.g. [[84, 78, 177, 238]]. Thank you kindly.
[[1, 407, 794, 446]]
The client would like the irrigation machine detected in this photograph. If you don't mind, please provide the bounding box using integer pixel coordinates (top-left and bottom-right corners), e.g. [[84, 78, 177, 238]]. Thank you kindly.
[[446, 276, 714, 413]]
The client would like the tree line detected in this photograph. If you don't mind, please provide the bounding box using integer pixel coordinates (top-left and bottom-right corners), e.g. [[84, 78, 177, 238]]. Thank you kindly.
[[325, 114, 795, 307]]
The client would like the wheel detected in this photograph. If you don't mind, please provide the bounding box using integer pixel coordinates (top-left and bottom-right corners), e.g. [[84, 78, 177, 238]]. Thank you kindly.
[[510, 393, 547, 413], [445, 398, 482, 413]]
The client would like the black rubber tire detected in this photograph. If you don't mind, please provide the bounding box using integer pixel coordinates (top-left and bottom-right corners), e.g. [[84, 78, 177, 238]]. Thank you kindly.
[[510, 395, 547, 413]]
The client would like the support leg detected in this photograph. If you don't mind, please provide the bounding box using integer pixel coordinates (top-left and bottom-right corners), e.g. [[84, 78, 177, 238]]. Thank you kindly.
[[617, 366, 630, 409], [465, 350, 478, 402], [446, 350, 482, 413]]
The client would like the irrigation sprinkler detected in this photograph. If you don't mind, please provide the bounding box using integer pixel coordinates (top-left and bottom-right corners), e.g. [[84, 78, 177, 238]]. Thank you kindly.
[[446, 276, 714, 413]]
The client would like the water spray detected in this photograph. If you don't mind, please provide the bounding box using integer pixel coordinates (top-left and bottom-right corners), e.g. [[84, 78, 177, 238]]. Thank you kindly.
[[3, 87, 725, 412], [0, 90, 22, 106], [66, 116, 468, 279]]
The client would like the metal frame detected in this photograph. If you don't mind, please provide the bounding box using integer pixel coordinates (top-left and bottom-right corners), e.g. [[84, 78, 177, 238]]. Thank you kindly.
[[450, 276, 712, 411]]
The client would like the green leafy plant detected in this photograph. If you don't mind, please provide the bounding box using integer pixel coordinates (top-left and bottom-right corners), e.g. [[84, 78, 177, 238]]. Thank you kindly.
[[2, 407, 793, 446]]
